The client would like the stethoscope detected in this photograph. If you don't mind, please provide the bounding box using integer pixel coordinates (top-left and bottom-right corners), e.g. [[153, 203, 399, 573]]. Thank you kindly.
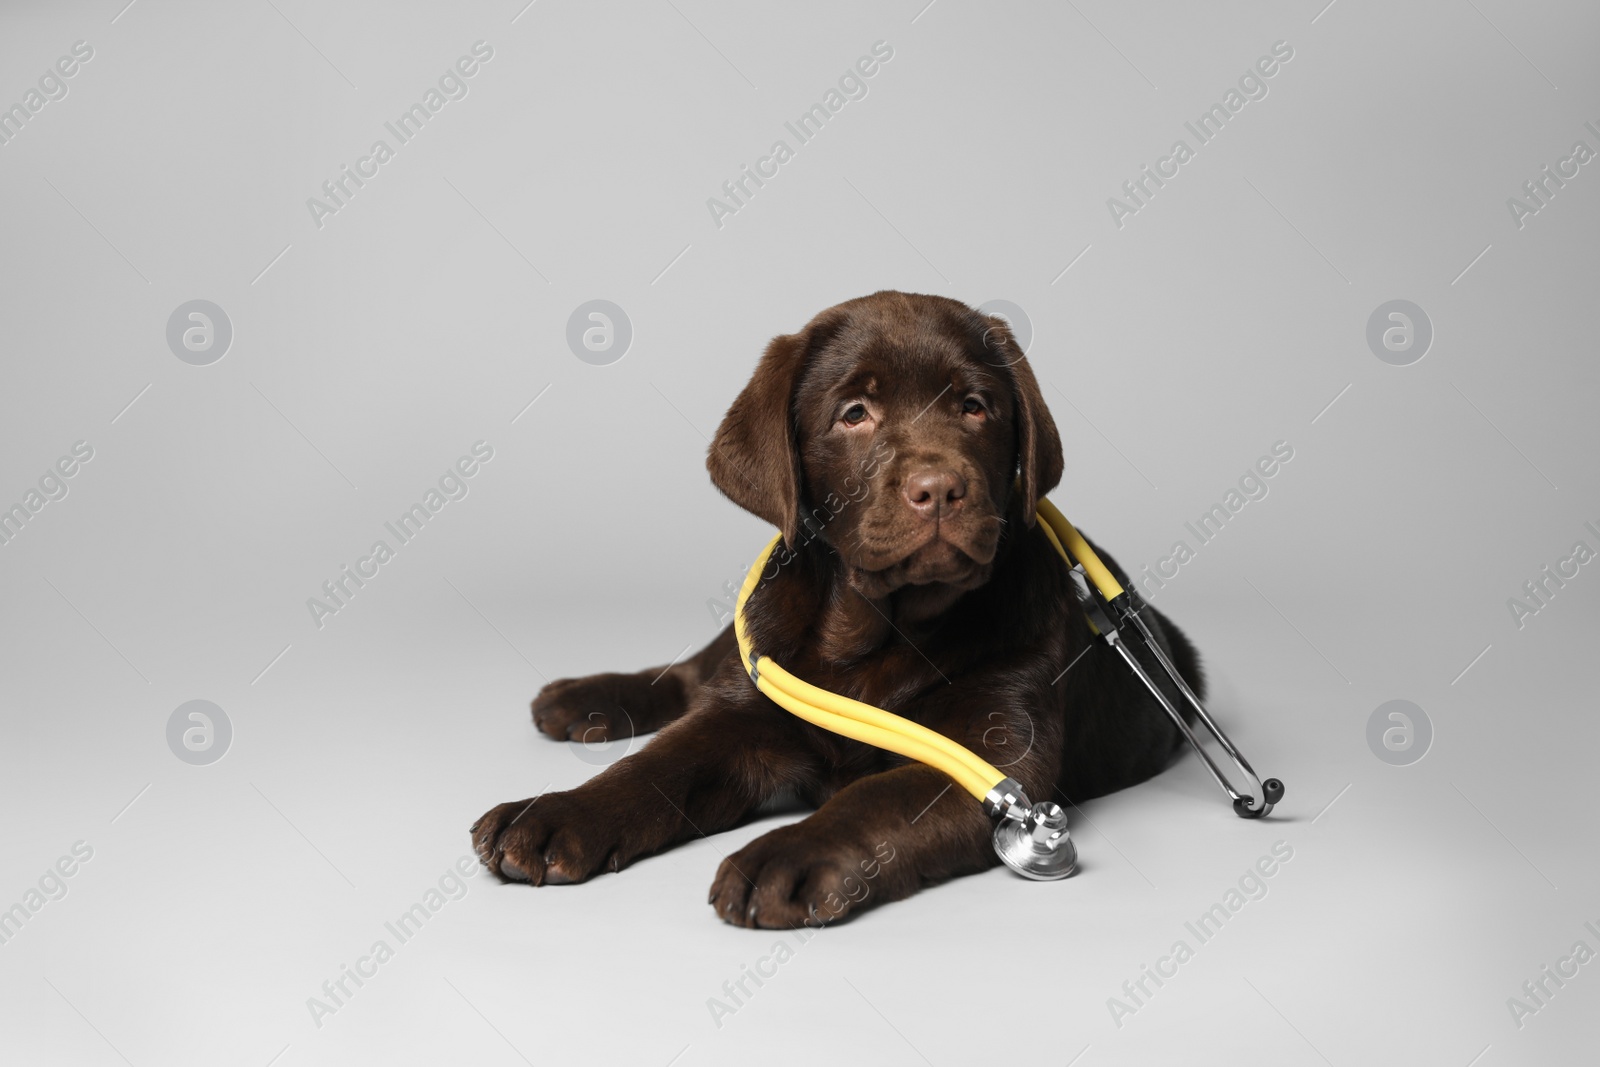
[[734, 497, 1283, 881]]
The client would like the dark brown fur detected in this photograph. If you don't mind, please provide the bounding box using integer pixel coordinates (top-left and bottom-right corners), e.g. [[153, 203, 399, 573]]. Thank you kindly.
[[472, 291, 1204, 927]]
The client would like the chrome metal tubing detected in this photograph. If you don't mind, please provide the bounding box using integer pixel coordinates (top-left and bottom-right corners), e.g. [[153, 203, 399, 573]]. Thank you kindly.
[[1126, 607, 1273, 819], [1102, 630, 1249, 806]]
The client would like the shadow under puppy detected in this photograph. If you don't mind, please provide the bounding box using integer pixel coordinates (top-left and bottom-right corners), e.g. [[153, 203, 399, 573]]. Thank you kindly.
[[473, 290, 1201, 927]]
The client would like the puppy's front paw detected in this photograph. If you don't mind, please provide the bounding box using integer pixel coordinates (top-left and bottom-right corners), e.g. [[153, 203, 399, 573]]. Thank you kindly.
[[471, 791, 634, 886], [708, 827, 901, 929], [530, 674, 644, 742]]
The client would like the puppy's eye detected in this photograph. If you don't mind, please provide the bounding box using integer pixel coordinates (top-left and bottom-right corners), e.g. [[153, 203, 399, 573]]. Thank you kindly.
[[962, 396, 986, 417], [841, 403, 869, 426]]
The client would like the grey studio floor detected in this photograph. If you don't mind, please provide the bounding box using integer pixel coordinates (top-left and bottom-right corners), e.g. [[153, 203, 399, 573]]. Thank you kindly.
[[2, 1, 1598, 1065]]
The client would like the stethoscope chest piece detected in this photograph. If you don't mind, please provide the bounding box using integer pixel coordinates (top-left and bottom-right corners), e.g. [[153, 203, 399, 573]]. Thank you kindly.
[[992, 800, 1077, 881]]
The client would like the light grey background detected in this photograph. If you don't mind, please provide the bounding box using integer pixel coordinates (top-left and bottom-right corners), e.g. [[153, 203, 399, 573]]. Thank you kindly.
[[2, 0, 1597, 1064]]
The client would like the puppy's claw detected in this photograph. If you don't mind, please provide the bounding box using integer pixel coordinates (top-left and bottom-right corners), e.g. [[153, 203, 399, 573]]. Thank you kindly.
[[543, 854, 574, 884]]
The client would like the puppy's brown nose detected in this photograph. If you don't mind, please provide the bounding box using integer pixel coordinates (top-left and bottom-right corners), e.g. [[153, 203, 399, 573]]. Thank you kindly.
[[903, 469, 966, 518]]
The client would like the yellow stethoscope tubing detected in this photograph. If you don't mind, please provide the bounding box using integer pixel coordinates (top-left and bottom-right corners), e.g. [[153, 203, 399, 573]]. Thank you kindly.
[[1036, 498, 1124, 601], [732, 502, 1129, 804], [734, 535, 1002, 800]]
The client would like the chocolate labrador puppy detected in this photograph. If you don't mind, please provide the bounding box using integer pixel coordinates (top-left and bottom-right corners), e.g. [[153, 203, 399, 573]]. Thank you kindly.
[[472, 291, 1202, 927]]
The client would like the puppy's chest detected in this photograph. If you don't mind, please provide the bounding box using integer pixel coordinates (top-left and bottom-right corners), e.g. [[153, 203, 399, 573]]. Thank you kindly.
[[803, 641, 950, 719]]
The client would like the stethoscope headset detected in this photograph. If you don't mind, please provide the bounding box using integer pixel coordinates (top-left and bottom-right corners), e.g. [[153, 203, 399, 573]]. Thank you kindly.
[[735, 497, 1283, 881]]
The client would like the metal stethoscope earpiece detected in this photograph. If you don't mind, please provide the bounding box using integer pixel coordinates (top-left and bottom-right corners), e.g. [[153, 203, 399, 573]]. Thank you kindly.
[[732, 498, 1283, 886]]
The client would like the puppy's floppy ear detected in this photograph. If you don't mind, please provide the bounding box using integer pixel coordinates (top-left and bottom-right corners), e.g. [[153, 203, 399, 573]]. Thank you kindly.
[[707, 323, 828, 546], [983, 316, 1063, 527]]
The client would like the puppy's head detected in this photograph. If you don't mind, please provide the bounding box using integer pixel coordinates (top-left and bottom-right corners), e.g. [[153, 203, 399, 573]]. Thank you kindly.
[[709, 291, 1062, 598]]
